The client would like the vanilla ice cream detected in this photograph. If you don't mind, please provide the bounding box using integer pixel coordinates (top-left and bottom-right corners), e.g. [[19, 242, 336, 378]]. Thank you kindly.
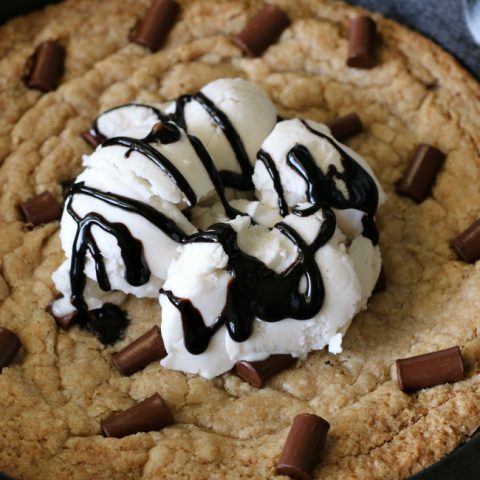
[[165, 78, 278, 182], [93, 103, 165, 140], [160, 207, 380, 379], [253, 118, 386, 241], [51, 78, 384, 381], [51, 122, 210, 316]]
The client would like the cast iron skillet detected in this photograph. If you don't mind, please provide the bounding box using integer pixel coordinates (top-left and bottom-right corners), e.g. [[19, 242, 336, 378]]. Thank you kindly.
[[0, 2, 479, 479]]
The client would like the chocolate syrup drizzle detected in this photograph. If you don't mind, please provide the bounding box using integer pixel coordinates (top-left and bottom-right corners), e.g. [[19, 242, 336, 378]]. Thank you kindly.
[[101, 122, 240, 218], [65, 121, 241, 340], [162, 209, 336, 354], [168, 92, 255, 190], [65, 101, 380, 350], [257, 120, 379, 245]]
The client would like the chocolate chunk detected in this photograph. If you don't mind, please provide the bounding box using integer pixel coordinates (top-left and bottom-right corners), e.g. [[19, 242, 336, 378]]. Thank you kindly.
[[233, 5, 290, 57], [19, 192, 61, 226], [46, 297, 78, 330], [101, 393, 174, 438], [396, 346, 464, 393], [372, 266, 386, 294], [0, 327, 21, 371], [132, 0, 180, 51], [347, 16, 377, 69], [326, 112, 363, 141], [451, 219, 480, 263], [113, 326, 167, 376], [276, 413, 330, 480], [396, 144, 446, 203], [233, 354, 296, 388], [26, 40, 65, 92], [81, 130, 106, 148]]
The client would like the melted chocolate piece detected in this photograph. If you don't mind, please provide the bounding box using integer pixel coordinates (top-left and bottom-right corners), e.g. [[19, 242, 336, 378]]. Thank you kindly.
[[163, 214, 336, 355], [79, 304, 129, 346], [257, 121, 379, 244], [170, 92, 254, 190], [396, 144, 446, 203], [451, 219, 480, 263], [46, 296, 78, 330]]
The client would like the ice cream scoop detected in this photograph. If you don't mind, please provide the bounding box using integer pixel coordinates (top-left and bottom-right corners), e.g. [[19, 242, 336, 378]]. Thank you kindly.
[[164, 77, 278, 190], [253, 118, 386, 242], [160, 207, 380, 379], [51, 122, 215, 317]]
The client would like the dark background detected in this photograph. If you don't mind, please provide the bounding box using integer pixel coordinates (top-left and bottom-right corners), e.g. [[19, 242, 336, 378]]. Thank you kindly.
[[0, 1, 479, 480]]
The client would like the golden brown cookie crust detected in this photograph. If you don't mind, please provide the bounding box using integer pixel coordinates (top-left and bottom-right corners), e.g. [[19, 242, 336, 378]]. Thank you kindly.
[[0, 1, 479, 479]]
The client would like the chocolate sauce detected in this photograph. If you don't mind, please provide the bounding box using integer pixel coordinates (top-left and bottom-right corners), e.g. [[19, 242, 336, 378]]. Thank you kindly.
[[187, 133, 242, 220], [256, 120, 379, 244], [256, 149, 288, 216], [160, 289, 223, 355], [78, 303, 129, 345], [145, 121, 181, 144], [169, 92, 254, 190], [163, 212, 336, 354], [103, 135, 198, 208], [66, 182, 189, 311]]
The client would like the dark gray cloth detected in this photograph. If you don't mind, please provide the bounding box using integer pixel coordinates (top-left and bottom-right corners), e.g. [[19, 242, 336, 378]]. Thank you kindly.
[[347, 0, 480, 79]]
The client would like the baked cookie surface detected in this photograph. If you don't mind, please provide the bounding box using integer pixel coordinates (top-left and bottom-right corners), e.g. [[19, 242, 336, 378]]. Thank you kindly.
[[1, 0, 480, 479]]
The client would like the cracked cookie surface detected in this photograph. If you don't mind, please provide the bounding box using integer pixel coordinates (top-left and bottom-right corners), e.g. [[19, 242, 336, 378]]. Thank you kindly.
[[0, 0, 480, 478]]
